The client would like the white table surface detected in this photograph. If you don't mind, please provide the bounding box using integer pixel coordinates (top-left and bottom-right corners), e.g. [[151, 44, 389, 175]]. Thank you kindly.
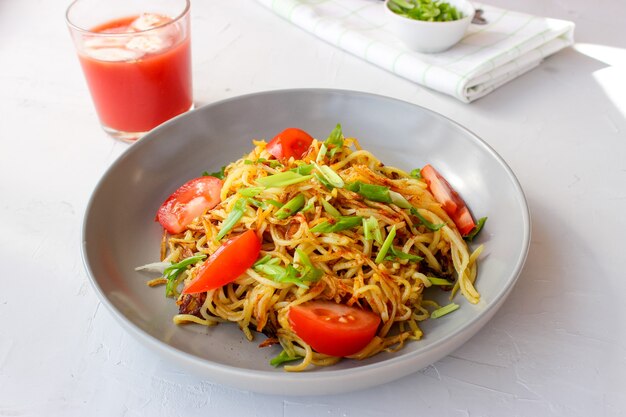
[[2, 0, 625, 415]]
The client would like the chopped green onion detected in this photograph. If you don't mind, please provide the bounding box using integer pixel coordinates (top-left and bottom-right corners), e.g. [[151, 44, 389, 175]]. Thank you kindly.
[[248, 198, 268, 210], [362, 216, 384, 244], [256, 158, 282, 168], [346, 181, 391, 203], [216, 198, 248, 240], [253, 255, 272, 267], [464, 217, 488, 242], [363, 217, 373, 241], [291, 163, 315, 175], [301, 199, 315, 212], [386, 246, 423, 262], [238, 187, 264, 197], [410, 207, 445, 231], [313, 172, 334, 190], [389, 0, 463, 22], [257, 171, 312, 188], [390, 0, 415, 9], [316, 143, 328, 163], [313, 163, 344, 188], [427, 277, 453, 286], [375, 225, 396, 263], [321, 199, 341, 218], [202, 166, 226, 180], [430, 303, 460, 318], [274, 194, 305, 219], [310, 216, 363, 233], [295, 248, 314, 269], [245, 158, 281, 167], [324, 124, 344, 158], [410, 168, 422, 179], [389, 191, 412, 209], [270, 350, 302, 367], [266, 199, 284, 208], [295, 248, 323, 283], [162, 254, 207, 297]]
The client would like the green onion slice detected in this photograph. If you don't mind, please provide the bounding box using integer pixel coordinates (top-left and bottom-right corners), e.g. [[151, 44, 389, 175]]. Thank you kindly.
[[310, 215, 363, 233], [313, 162, 344, 188], [257, 171, 312, 188], [238, 187, 264, 197], [389, 191, 412, 209], [410, 207, 445, 231], [270, 350, 302, 367], [430, 303, 460, 318], [163, 254, 207, 297], [346, 181, 391, 203], [375, 225, 396, 263], [464, 217, 488, 242], [216, 198, 248, 240], [427, 277, 453, 286], [321, 199, 341, 218], [274, 194, 305, 219]]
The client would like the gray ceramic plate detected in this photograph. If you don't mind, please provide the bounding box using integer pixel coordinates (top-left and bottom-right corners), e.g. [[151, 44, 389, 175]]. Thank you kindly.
[[82, 89, 530, 395]]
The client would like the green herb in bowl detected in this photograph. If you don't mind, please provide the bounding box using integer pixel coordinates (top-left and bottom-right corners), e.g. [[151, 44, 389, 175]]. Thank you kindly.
[[388, 0, 464, 22]]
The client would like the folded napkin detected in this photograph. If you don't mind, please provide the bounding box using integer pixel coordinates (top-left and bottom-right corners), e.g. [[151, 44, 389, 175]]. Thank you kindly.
[[257, 0, 575, 102]]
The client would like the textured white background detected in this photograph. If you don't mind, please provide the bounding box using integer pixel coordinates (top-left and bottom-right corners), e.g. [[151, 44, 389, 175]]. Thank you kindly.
[[1, 0, 625, 415]]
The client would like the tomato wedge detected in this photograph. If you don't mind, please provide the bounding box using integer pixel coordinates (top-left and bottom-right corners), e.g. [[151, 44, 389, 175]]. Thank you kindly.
[[421, 164, 476, 236], [266, 128, 314, 161], [182, 230, 261, 294], [288, 301, 381, 357], [156, 176, 223, 234]]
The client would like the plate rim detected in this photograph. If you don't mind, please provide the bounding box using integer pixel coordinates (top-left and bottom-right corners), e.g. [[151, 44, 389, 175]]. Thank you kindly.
[[81, 88, 531, 394]]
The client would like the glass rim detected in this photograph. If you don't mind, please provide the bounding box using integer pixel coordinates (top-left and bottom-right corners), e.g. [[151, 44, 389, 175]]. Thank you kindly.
[[65, 0, 190, 35]]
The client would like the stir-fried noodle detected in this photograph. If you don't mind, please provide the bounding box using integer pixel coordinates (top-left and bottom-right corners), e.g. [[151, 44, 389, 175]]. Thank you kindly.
[[147, 128, 484, 371]]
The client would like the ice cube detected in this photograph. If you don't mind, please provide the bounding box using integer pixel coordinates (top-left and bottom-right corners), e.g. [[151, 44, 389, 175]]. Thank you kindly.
[[85, 47, 144, 62], [129, 13, 171, 31], [84, 35, 131, 49], [126, 34, 172, 54]]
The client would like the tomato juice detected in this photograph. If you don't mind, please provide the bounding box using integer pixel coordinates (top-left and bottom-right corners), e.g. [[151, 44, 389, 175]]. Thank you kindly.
[[77, 14, 192, 134]]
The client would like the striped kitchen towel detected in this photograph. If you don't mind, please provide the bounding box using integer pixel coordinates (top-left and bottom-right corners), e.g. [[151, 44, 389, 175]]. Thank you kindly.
[[257, 0, 575, 102]]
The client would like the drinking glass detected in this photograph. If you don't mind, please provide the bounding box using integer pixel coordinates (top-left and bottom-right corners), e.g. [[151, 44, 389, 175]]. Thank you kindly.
[[66, 0, 192, 142]]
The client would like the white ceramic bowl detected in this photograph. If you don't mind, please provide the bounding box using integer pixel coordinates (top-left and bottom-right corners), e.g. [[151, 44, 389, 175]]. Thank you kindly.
[[384, 0, 475, 53]]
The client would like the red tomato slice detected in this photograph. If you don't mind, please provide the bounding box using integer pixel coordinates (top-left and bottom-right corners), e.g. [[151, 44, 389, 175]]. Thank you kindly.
[[266, 128, 314, 161], [182, 230, 261, 294], [421, 164, 476, 236], [288, 301, 381, 357], [156, 176, 223, 234]]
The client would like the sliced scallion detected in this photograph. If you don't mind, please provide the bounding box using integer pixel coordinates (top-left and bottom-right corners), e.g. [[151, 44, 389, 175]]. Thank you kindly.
[[324, 124, 344, 158], [313, 163, 344, 188], [291, 163, 315, 175], [410, 207, 445, 231], [389, 191, 412, 209], [464, 217, 487, 242], [375, 225, 396, 263], [257, 171, 312, 188], [427, 277, 453, 286], [162, 254, 207, 297], [386, 246, 423, 262], [216, 198, 248, 240], [430, 303, 460, 319], [316, 143, 328, 163], [238, 187, 264, 197], [270, 350, 302, 367], [310, 215, 363, 233], [321, 199, 341, 218], [274, 194, 305, 219], [346, 181, 391, 203]]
